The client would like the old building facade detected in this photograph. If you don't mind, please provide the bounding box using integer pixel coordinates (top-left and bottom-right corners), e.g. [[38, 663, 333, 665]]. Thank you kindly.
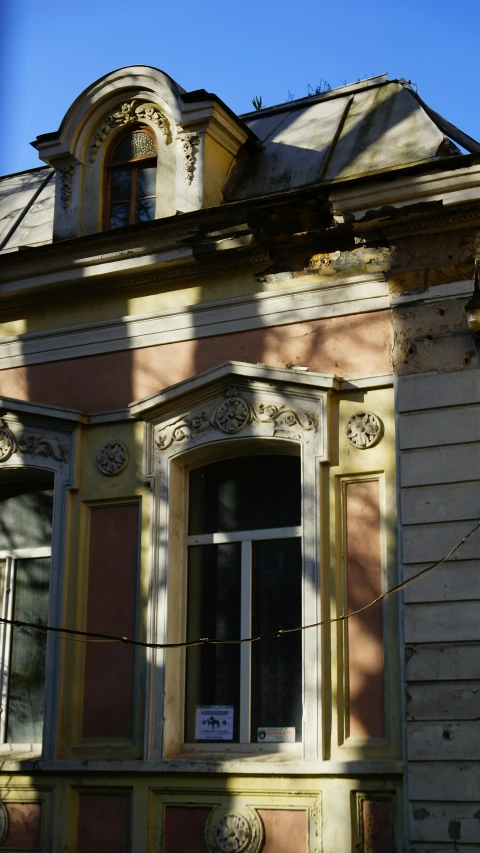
[[0, 67, 478, 851]]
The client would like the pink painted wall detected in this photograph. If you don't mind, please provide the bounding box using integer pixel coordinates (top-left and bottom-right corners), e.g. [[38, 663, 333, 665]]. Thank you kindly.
[[346, 480, 385, 739], [361, 799, 394, 852], [0, 312, 392, 413], [82, 505, 138, 739], [2, 803, 42, 849], [258, 809, 307, 853], [77, 793, 130, 853], [163, 807, 210, 853]]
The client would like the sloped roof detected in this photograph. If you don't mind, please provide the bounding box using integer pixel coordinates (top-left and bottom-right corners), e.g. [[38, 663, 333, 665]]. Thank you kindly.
[[229, 75, 478, 200], [0, 168, 54, 251], [1, 73, 478, 252]]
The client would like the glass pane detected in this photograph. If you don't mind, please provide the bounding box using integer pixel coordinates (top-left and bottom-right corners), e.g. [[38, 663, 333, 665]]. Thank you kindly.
[[111, 131, 156, 164], [185, 544, 241, 742], [251, 538, 302, 741], [6, 558, 50, 743], [0, 484, 53, 551], [136, 197, 155, 223], [110, 169, 131, 203], [189, 456, 301, 534], [137, 165, 156, 198], [109, 202, 130, 230]]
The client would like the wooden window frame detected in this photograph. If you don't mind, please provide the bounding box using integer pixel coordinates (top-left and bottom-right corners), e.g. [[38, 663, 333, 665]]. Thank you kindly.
[[103, 126, 157, 231]]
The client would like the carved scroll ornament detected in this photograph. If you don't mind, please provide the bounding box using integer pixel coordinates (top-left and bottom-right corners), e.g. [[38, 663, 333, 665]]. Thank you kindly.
[[0, 419, 69, 464], [155, 385, 317, 451], [182, 132, 200, 182], [89, 100, 172, 163], [205, 806, 263, 853], [59, 164, 75, 209]]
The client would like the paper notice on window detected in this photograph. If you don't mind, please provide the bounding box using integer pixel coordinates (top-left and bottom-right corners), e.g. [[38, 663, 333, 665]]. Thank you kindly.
[[195, 706, 234, 740], [257, 727, 295, 742]]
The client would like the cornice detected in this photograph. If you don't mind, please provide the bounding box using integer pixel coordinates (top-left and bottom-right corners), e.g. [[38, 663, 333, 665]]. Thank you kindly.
[[381, 202, 480, 239]]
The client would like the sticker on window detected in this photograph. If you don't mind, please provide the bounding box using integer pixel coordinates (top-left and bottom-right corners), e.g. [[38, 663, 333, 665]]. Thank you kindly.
[[195, 706, 234, 740], [257, 727, 295, 742]]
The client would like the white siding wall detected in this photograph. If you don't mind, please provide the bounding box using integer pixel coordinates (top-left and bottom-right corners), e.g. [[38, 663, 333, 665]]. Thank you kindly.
[[398, 369, 480, 852]]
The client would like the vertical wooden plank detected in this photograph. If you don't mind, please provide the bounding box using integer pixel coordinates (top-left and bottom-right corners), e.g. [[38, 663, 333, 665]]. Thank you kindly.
[[77, 793, 130, 853], [346, 480, 385, 738], [82, 504, 138, 739]]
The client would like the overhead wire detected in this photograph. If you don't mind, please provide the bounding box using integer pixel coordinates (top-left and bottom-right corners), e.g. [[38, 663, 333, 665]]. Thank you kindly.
[[1, 520, 478, 650]]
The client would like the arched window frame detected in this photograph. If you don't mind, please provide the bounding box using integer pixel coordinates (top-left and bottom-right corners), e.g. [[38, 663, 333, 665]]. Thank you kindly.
[[103, 125, 158, 231], [131, 363, 331, 761]]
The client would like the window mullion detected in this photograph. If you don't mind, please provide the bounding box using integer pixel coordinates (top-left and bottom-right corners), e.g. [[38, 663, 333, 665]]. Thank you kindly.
[[239, 540, 252, 744], [130, 166, 138, 223], [0, 557, 15, 743]]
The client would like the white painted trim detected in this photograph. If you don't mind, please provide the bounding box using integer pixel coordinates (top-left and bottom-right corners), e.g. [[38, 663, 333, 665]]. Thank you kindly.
[[186, 526, 301, 545], [330, 163, 480, 218], [0, 273, 388, 370], [390, 279, 473, 305]]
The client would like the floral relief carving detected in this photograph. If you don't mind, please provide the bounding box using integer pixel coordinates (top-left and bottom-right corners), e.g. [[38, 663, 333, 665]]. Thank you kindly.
[[182, 132, 200, 182], [97, 440, 128, 476], [0, 419, 69, 463], [89, 100, 172, 163], [205, 806, 263, 853], [345, 411, 382, 449], [155, 386, 317, 451], [59, 164, 75, 209]]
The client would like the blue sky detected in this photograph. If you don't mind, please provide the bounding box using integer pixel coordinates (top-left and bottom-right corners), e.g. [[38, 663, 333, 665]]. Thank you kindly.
[[1, 0, 479, 175]]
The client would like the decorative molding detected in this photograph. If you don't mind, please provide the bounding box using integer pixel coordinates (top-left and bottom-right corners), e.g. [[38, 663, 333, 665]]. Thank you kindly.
[[205, 806, 263, 853], [89, 100, 172, 163], [97, 440, 128, 475], [58, 164, 75, 210], [345, 411, 382, 449], [310, 796, 322, 853], [155, 385, 317, 451], [0, 248, 271, 313], [382, 203, 480, 239], [182, 132, 200, 182], [0, 418, 69, 463]]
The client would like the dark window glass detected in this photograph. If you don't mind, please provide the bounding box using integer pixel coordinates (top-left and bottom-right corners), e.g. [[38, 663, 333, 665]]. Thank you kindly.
[[7, 558, 50, 742], [188, 455, 301, 535], [106, 129, 156, 229], [251, 538, 302, 740], [185, 544, 241, 742], [0, 483, 53, 551]]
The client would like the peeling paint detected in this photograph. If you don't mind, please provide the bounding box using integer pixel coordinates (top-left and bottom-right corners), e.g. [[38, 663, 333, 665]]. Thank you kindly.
[[448, 819, 461, 841]]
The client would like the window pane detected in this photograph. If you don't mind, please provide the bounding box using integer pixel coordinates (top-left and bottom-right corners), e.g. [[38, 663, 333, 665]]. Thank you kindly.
[[185, 544, 241, 742], [110, 170, 132, 203], [6, 558, 50, 743], [0, 484, 53, 551], [136, 197, 155, 223], [109, 202, 130, 230], [188, 456, 301, 534], [111, 131, 156, 164], [137, 165, 156, 199], [251, 538, 302, 741]]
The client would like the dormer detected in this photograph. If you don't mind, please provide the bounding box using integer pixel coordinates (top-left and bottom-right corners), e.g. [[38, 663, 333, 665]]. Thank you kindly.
[[31, 66, 255, 241]]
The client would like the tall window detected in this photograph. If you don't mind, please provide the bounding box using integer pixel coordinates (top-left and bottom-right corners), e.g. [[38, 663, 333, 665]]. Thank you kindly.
[[105, 128, 157, 230], [0, 473, 53, 743], [185, 454, 302, 744]]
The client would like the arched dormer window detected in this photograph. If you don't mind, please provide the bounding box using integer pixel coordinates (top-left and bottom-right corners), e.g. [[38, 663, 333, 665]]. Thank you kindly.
[[105, 128, 157, 229]]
